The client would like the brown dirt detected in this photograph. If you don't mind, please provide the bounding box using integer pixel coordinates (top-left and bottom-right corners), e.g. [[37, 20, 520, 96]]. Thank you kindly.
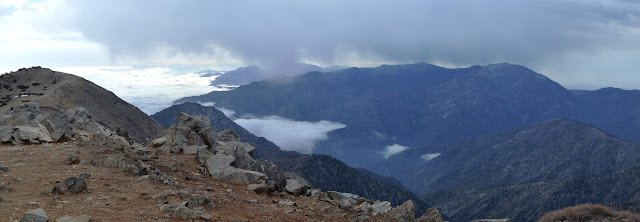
[[0, 142, 390, 221]]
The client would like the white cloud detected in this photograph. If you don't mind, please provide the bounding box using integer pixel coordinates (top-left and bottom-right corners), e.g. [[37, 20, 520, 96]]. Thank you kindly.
[[421, 153, 441, 161], [234, 116, 346, 154], [381, 144, 410, 159], [54, 66, 231, 114]]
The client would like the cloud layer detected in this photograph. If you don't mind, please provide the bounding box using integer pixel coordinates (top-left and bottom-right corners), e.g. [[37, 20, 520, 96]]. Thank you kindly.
[[234, 116, 346, 154], [382, 144, 410, 159], [1, 1, 640, 89], [55, 66, 230, 114]]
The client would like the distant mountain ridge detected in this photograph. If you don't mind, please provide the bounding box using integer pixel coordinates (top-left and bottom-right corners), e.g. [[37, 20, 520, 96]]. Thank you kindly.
[[175, 62, 598, 167], [380, 118, 640, 195], [210, 63, 324, 86]]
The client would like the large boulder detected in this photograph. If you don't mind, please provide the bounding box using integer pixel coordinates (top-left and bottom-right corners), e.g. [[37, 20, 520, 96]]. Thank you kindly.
[[388, 200, 415, 222], [214, 141, 255, 170], [250, 159, 288, 189], [20, 208, 48, 222], [203, 153, 266, 184], [177, 112, 212, 132], [12, 125, 53, 144], [285, 173, 311, 196]]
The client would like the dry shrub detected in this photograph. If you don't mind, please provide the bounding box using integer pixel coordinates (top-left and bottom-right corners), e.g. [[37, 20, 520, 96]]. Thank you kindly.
[[538, 204, 640, 222]]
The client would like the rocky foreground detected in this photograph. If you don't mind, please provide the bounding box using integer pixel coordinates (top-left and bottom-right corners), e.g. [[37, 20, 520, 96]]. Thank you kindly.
[[0, 102, 442, 221]]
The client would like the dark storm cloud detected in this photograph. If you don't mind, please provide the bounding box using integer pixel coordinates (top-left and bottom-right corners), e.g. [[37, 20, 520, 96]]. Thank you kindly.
[[62, 0, 640, 68]]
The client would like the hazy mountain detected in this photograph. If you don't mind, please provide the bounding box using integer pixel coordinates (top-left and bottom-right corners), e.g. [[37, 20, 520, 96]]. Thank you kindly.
[[380, 118, 640, 195], [0, 67, 163, 143], [574, 87, 640, 145], [427, 163, 640, 222], [176, 63, 584, 167], [210, 63, 322, 86]]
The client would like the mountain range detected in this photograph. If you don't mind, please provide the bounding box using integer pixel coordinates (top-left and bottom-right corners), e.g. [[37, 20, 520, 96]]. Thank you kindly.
[[175, 62, 640, 221], [176, 62, 640, 168]]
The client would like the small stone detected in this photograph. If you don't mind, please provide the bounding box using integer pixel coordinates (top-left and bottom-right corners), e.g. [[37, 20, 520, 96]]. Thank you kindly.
[[244, 199, 258, 203], [0, 166, 8, 172], [65, 154, 80, 165], [271, 197, 280, 203], [278, 200, 297, 206], [20, 208, 48, 222], [55, 215, 93, 222]]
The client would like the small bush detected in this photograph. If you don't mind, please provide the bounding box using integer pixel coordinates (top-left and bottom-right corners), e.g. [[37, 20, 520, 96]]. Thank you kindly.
[[538, 204, 640, 222]]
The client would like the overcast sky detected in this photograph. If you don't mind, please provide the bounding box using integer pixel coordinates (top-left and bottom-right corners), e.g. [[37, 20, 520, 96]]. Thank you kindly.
[[0, 0, 639, 89]]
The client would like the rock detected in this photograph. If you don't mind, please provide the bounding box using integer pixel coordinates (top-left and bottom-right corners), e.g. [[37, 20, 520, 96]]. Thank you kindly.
[[20, 208, 48, 222], [65, 154, 80, 165], [172, 135, 189, 147], [13, 125, 53, 144], [216, 130, 239, 142], [250, 159, 288, 189], [102, 156, 131, 168], [388, 200, 415, 222], [355, 202, 373, 212], [0, 165, 8, 172], [132, 160, 149, 176], [177, 112, 212, 132], [246, 182, 276, 194], [351, 215, 370, 222], [285, 178, 311, 196], [327, 191, 357, 204], [151, 137, 168, 147], [0, 126, 14, 142], [220, 168, 267, 184], [308, 189, 323, 198], [161, 203, 199, 220], [52, 177, 87, 194], [188, 194, 217, 209], [371, 201, 392, 215], [205, 153, 236, 176], [182, 145, 202, 155], [187, 130, 205, 146], [214, 141, 255, 170], [196, 146, 214, 165], [197, 127, 217, 147], [55, 215, 93, 222], [417, 207, 444, 222], [278, 200, 297, 206]]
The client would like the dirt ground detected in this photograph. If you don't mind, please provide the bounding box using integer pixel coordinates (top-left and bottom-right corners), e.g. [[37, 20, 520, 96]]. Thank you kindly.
[[0, 142, 388, 221]]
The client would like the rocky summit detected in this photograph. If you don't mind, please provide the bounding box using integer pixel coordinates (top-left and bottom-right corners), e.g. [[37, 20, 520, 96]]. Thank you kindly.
[[0, 67, 163, 143], [0, 68, 442, 221]]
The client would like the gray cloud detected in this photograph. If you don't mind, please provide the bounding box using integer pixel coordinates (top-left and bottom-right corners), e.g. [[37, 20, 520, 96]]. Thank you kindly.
[[51, 0, 640, 88]]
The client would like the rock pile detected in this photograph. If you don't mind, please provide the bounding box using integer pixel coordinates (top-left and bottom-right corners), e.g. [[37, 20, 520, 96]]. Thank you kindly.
[[0, 102, 129, 145], [151, 112, 311, 192]]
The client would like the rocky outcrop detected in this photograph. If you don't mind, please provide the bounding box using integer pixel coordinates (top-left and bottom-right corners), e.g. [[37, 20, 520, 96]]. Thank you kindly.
[[416, 207, 444, 222], [0, 102, 129, 145], [388, 200, 416, 222]]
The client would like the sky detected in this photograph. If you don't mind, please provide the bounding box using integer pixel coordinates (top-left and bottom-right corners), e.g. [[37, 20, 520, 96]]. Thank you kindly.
[[0, 0, 639, 91]]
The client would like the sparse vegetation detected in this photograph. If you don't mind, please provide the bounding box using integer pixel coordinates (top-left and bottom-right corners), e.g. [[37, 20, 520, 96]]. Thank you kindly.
[[538, 204, 640, 222]]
